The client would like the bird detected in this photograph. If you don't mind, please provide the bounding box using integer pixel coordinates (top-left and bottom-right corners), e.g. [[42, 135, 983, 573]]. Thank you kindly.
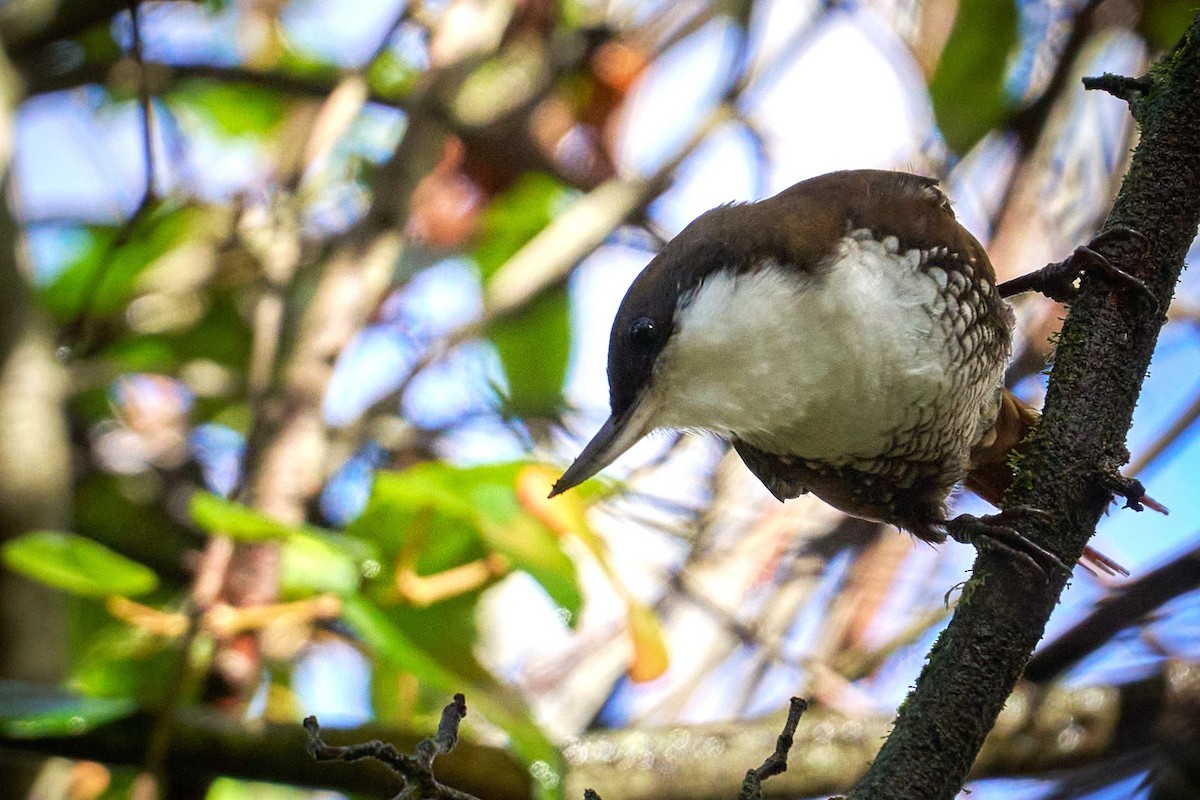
[[549, 169, 1158, 573]]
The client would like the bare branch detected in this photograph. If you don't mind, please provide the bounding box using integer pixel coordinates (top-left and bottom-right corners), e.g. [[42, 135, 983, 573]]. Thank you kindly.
[[6, 668, 1199, 798], [848, 13, 1200, 799], [1082, 73, 1153, 106], [737, 697, 808, 800], [55, 1, 162, 359], [305, 694, 478, 800], [1024, 540, 1200, 682]]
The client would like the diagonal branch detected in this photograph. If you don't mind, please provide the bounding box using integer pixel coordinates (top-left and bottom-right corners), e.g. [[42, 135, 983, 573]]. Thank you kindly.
[[848, 13, 1200, 800], [1024, 539, 1200, 683]]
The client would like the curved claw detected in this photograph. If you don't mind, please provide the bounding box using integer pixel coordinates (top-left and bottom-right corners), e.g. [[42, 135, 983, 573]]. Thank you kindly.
[[943, 507, 1071, 581], [1073, 245, 1158, 311], [998, 225, 1157, 312], [1091, 224, 1149, 255]]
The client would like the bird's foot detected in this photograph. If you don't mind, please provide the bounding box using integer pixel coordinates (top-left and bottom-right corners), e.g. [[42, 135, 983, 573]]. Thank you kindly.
[[998, 226, 1155, 310], [943, 507, 1071, 580], [1096, 470, 1169, 514]]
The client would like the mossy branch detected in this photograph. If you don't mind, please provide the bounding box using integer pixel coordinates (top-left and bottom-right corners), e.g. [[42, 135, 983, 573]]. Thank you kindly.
[[848, 12, 1200, 800]]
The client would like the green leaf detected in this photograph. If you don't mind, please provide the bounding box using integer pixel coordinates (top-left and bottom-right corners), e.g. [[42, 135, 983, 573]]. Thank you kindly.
[[368, 49, 421, 100], [1, 532, 158, 598], [342, 595, 565, 800], [0, 681, 136, 739], [474, 174, 572, 280], [39, 205, 207, 321], [167, 80, 289, 138], [348, 462, 582, 621], [69, 610, 179, 704], [93, 337, 179, 373], [473, 174, 574, 416], [89, 287, 253, 378], [189, 492, 294, 541], [558, 0, 598, 29], [280, 531, 364, 598], [485, 513, 582, 622], [345, 463, 574, 797], [275, 51, 343, 82], [1139, 0, 1194, 51], [490, 288, 571, 417], [348, 467, 490, 571], [468, 477, 582, 618], [76, 26, 122, 64], [207, 778, 313, 800], [343, 593, 473, 691], [73, 473, 193, 581], [168, 290, 254, 371], [191, 493, 376, 594], [929, 0, 1018, 153]]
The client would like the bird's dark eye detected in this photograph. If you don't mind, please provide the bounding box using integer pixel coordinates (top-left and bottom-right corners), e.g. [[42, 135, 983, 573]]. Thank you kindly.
[[629, 317, 658, 347]]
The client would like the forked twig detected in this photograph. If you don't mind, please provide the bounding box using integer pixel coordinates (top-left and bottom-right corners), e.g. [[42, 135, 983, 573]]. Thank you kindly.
[[305, 694, 478, 800]]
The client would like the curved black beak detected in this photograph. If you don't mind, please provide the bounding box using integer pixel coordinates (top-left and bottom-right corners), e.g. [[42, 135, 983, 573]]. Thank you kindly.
[[549, 394, 659, 498]]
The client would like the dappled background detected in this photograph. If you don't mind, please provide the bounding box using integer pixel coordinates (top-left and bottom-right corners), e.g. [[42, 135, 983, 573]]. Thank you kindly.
[[1, 1, 1199, 799]]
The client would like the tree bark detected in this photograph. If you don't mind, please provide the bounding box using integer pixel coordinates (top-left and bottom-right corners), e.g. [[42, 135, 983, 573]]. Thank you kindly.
[[848, 15, 1200, 800]]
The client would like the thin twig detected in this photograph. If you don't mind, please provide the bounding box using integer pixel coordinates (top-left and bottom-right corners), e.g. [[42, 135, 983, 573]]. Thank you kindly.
[[57, 203, 154, 358], [737, 698, 808, 800], [1006, 0, 1106, 150], [362, 1, 414, 68], [305, 694, 479, 800], [128, 0, 157, 210], [668, 566, 872, 715], [379, 101, 736, 413], [137, 524, 239, 796], [26, 60, 416, 109], [730, 0, 834, 100], [984, 0, 1112, 246], [349, 2, 838, 426], [285, 1, 415, 192], [1082, 73, 1153, 106]]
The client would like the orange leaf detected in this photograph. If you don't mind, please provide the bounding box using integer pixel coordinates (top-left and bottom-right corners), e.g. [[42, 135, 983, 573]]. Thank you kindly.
[[516, 464, 586, 537], [626, 602, 669, 683]]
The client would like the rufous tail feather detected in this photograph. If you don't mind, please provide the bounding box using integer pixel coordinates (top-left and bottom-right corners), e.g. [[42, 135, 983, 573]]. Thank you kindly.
[[965, 390, 1164, 577]]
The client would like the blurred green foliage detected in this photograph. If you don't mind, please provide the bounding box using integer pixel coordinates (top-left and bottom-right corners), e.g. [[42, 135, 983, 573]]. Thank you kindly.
[[40, 205, 205, 320], [0, 683, 137, 739], [929, 0, 1018, 154], [1140, 0, 1196, 50], [1, 531, 158, 598], [475, 174, 575, 418], [168, 81, 291, 139]]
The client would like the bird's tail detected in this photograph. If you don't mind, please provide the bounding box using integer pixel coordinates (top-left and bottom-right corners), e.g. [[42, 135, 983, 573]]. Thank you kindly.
[[964, 390, 1041, 512], [966, 389, 1164, 577]]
